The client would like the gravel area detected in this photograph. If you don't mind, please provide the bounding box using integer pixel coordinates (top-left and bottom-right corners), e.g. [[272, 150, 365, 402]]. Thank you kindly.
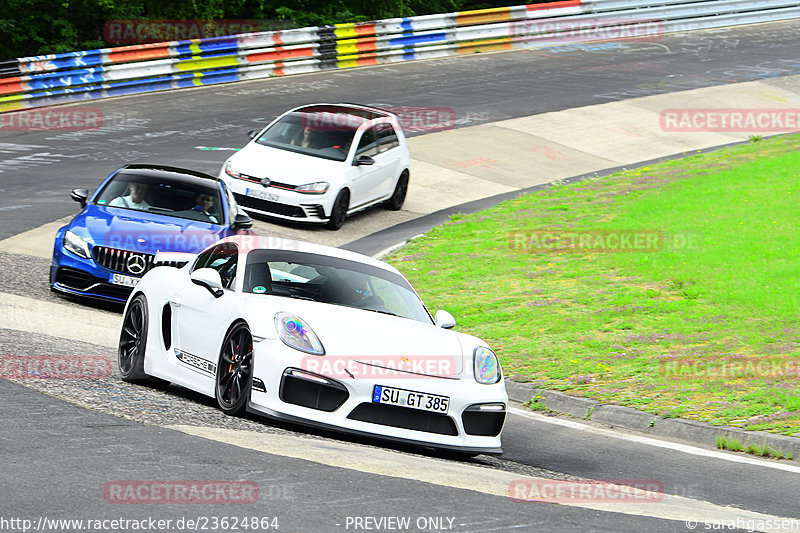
[[0, 250, 124, 313]]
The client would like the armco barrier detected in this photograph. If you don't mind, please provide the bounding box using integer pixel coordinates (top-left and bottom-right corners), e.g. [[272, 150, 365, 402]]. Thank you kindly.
[[1, 0, 800, 113]]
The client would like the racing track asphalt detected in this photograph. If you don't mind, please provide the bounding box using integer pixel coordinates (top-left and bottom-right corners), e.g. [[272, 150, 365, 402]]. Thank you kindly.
[[3, 20, 800, 532], [4, 20, 800, 241]]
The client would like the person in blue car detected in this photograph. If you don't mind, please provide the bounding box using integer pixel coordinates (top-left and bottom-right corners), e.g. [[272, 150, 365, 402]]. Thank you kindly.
[[193, 192, 218, 223], [109, 182, 150, 210]]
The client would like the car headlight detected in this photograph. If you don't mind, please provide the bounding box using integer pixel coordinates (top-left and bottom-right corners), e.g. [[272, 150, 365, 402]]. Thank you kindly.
[[225, 161, 243, 179], [295, 181, 329, 194], [474, 347, 501, 384], [275, 312, 325, 355], [63, 230, 91, 259]]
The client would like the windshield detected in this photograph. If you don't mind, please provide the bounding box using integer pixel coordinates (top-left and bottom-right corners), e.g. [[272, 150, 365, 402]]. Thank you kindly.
[[94, 171, 224, 225], [254, 107, 374, 162], [244, 250, 433, 324]]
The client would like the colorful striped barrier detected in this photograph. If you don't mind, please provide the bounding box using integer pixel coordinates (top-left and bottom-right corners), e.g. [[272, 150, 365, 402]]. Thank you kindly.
[[2, 0, 799, 113]]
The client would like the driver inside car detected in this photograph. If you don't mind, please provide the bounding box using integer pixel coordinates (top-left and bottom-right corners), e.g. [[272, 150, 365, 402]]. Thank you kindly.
[[109, 182, 150, 210], [193, 193, 218, 223]]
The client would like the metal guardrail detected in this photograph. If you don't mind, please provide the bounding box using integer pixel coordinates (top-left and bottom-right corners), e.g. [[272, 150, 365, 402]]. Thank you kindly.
[[1, 0, 799, 113]]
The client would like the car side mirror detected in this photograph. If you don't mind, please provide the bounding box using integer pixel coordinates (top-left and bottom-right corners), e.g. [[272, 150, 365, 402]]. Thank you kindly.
[[233, 212, 253, 230], [434, 310, 456, 329], [190, 268, 224, 298], [70, 188, 89, 208], [354, 155, 375, 166], [248, 129, 259, 139]]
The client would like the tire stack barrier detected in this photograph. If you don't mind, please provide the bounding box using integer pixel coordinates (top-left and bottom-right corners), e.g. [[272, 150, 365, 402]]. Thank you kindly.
[[1, 0, 799, 113]]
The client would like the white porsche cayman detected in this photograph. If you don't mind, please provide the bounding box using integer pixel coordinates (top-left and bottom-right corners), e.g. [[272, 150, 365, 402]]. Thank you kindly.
[[118, 236, 507, 454]]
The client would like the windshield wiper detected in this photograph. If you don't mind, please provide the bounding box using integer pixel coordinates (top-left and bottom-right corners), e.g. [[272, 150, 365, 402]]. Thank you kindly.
[[289, 293, 316, 301], [363, 308, 398, 317]]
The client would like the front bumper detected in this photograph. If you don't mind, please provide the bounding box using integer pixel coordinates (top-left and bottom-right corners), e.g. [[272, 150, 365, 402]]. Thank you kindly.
[[51, 244, 139, 303], [248, 342, 508, 454], [221, 175, 334, 224]]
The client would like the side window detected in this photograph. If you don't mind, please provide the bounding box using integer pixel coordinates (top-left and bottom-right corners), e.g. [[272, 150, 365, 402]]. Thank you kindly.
[[192, 243, 238, 289], [375, 123, 399, 153], [355, 127, 379, 158]]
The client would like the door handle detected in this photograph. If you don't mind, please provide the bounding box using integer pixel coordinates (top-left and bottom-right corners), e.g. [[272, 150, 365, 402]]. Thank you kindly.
[[169, 294, 182, 307]]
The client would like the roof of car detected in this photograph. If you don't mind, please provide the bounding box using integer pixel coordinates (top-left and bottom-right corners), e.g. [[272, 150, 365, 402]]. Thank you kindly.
[[290, 103, 394, 120], [116, 164, 220, 187]]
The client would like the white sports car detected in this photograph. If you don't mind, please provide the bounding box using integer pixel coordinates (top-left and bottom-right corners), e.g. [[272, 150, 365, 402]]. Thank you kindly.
[[118, 236, 507, 455]]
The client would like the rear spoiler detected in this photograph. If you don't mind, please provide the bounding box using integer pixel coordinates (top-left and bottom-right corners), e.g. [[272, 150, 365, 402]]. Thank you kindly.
[[153, 251, 195, 269]]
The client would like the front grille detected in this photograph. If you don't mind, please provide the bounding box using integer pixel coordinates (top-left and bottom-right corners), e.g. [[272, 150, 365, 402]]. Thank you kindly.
[[54, 267, 132, 301], [347, 402, 458, 436], [93, 246, 155, 275], [55, 267, 96, 291], [238, 174, 298, 191], [92, 284, 135, 300], [279, 369, 348, 412], [462, 404, 506, 437], [234, 193, 306, 218]]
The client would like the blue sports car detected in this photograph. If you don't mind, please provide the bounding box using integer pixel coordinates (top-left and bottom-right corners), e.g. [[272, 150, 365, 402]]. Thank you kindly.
[[51, 164, 253, 303]]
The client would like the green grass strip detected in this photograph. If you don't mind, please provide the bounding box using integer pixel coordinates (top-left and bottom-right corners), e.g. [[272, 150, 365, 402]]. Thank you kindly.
[[388, 134, 800, 435]]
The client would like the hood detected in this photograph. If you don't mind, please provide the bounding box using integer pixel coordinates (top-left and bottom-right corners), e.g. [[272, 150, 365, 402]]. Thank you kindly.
[[229, 143, 344, 185], [246, 295, 465, 377], [70, 205, 229, 254]]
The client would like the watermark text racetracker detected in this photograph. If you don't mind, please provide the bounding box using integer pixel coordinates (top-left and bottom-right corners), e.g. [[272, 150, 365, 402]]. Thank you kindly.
[[660, 108, 800, 132], [509, 479, 663, 503], [300, 355, 459, 380], [103, 19, 287, 44], [508, 230, 701, 254], [1, 355, 111, 379], [104, 480, 258, 504], [107, 231, 293, 256], [661, 358, 800, 379], [0, 108, 102, 132], [510, 18, 663, 43]]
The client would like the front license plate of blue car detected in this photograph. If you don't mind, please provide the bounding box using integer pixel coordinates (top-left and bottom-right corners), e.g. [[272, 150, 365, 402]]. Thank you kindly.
[[372, 385, 449, 414], [109, 273, 140, 287]]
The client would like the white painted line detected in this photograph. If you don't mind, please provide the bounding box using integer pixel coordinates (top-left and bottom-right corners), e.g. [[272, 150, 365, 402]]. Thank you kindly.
[[510, 407, 800, 474], [0, 292, 119, 348]]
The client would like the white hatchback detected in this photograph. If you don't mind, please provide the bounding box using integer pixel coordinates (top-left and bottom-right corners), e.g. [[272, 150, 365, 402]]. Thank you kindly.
[[219, 103, 411, 230]]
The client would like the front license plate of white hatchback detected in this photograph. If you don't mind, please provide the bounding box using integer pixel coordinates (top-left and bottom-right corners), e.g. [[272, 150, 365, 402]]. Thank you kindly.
[[246, 187, 279, 202], [109, 273, 140, 287], [372, 385, 449, 414]]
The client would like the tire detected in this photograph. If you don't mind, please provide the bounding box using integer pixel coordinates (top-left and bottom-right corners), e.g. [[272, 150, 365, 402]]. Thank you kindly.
[[215, 323, 253, 416], [327, 189, 349, 230], [118, 294, 149, 382], [384, 171, 408, 211]]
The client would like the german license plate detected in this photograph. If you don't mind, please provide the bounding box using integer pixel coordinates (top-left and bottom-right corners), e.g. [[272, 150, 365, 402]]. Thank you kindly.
[[246, 187, 279, 202], [109, 273, 140, 287], [372, 385, 449, 414]]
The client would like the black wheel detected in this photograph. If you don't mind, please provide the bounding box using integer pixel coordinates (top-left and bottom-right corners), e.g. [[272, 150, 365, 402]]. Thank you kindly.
[[215, 323, 253, 416], [119, 294, 148, 382], [327, 189, 349, 230], [384, 171, 408, 211]]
